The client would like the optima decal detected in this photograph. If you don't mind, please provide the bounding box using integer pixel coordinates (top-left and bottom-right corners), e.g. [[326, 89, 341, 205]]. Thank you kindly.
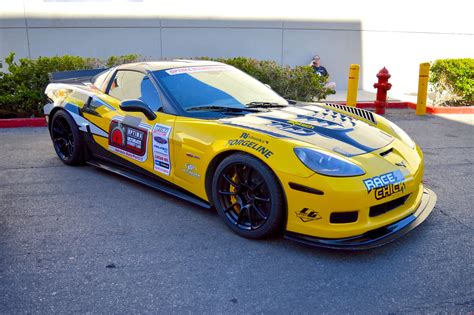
[[152, 124, 172, 175], [363, 170, 406, 200], [108, 120, 147, 162]]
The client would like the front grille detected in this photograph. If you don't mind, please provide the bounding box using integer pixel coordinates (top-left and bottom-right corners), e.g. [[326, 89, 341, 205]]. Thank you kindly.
[[330, 211, 358, 223], [325, 103, 376, 123], [369, 195, 410, 217]]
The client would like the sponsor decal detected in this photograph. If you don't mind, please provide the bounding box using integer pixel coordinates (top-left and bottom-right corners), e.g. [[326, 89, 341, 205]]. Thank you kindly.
[[152, 124, 172, 175], [182, 163, 200, 178], [240, 132, 269, 144], [227, 139, 273, 159], [228, 132, 273, 158], [185, 152, 200, 159], [363, 170, 406, 200], [395, 160, 407, 168], [295, 208, 322, 222], [108, 120, 147, 162], [288, 120, 315, 130], [165, 65, 231, 76]]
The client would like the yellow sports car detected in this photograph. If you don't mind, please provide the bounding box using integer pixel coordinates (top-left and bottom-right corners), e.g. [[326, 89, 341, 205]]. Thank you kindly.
[[44, 60, 436, 249]]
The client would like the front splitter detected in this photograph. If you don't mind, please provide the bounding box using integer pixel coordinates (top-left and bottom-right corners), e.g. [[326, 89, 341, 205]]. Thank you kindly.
[[284, 188, 437, 250]]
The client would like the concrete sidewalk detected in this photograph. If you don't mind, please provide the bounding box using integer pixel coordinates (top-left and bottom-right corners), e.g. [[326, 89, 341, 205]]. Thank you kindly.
[[325, 89, 408, 103]]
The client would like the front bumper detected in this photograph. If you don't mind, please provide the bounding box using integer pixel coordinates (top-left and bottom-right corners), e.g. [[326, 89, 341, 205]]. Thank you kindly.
[[284, 188, 436, 250]]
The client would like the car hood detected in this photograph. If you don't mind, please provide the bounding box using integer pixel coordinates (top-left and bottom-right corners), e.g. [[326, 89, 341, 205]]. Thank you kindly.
[[219, 104, 394, 156]]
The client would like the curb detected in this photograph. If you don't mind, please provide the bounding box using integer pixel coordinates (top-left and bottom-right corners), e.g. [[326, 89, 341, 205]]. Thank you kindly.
[[0, 118, 47, 128], [334, 101, 474, 114], [405, 102, 474, 114]]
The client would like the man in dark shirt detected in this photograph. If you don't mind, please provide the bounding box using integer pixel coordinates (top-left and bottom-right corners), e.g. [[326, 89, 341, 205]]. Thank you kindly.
[[310, 55, 336, 90], [311, 55, 329, 77]]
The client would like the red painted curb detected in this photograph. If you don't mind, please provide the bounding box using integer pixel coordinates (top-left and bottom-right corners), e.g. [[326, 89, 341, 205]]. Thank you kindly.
[[0, 118, 47, 128], [406, 102, 474, 114], [334, 101, 474, 114], [356, 102, 409, 109], [334, 101, 410, 109]]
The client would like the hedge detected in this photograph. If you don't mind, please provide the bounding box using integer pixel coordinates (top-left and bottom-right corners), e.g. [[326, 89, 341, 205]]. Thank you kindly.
[[197, 56, 334, 102], [0, 53, 334, 118], [429, 58, 473, 106], [0, 53, 140, 117]]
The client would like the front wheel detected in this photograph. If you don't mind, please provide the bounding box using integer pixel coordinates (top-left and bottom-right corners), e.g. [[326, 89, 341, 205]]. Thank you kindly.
[[211, 153, 285, 239], [50, 110, 85, 165]]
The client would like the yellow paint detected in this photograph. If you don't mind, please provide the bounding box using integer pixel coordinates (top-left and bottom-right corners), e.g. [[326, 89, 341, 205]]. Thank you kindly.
[[346, 64, 360, 107], [54, 87, 426, 240], [416, 62, 430, 116]]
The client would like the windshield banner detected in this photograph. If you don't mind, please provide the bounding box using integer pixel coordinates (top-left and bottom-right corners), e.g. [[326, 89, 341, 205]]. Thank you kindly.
[[165, 65, 231, 76]]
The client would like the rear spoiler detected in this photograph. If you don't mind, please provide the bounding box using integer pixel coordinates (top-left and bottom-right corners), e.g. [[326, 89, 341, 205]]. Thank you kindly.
[[48, 68, 109, 83]]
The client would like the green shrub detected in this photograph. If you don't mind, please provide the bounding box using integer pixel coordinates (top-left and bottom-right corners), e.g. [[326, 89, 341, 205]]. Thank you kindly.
[[429, 58, 474, 106], [198, 56, 334, 102], [0, 53, 333, 117], [0, 53, 140, 117]]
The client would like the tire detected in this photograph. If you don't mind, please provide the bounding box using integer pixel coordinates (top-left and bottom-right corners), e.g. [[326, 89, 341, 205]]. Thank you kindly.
[[211, 153, 285, 239], [50, 110, 85, 165]]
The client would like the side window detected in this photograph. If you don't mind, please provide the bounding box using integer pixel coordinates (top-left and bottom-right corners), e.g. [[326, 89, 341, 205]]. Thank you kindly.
[[92, 70, 111, 92], [108, 70, 162, 111], [140, 77, 162, 112]]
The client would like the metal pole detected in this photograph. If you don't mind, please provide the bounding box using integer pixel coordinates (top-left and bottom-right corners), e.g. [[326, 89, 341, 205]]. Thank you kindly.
[[416, 62, 430, 116], [346, 64, 360, 107]]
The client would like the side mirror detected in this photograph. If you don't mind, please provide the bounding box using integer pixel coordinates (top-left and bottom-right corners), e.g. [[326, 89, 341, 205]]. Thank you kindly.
[[120, 99, 157, 120]]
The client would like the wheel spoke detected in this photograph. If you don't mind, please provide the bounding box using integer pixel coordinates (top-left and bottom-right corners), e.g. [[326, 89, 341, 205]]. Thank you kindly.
[[224, 202, 239, 213], [246, 205, 254, 229], [246, 167, 253, 187], [252, 180, 264, 190], [241, 166, 252, 185], [219, 190, 237, 196], [236, 208, 245, 225], [233, 165, 243, 184], [254, 195, 270, 203], [252, 203, 268, 220], [66, 141, 74, 156], [53, 126, 65, 137], [223, 174, 240, 189]]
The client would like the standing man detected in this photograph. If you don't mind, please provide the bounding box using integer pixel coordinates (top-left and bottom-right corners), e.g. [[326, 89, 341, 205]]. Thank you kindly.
[[310, 55, 336, 90]]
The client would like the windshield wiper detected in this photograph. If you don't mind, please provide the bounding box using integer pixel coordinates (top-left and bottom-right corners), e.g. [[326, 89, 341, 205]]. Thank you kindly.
[[186, 105, 263, 113], [246, 102, 288, 108]]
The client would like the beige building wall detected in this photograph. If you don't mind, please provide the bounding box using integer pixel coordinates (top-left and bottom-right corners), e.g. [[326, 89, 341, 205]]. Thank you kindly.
[[1, 0, 473, 97]]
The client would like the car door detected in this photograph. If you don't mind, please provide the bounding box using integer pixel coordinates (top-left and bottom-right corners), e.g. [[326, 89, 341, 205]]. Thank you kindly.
[[82, 69, 177, 182]]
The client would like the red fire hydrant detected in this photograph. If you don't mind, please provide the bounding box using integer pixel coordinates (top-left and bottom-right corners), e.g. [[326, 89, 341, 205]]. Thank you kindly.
[[373, 67, 392, 115]]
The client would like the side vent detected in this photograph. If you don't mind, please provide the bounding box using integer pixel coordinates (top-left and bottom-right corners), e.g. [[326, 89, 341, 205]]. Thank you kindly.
[[325, 103, 376, 124]]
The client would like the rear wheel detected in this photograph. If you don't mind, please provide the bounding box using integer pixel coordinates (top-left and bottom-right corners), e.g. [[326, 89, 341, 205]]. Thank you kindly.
[[211, 153, 285, 239], [50, 110, 85, 165]]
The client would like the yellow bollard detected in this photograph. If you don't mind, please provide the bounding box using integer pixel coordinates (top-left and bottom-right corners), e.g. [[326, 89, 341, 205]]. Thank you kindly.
[[416, 62, 430, 116], [346, 64, 360, 107]]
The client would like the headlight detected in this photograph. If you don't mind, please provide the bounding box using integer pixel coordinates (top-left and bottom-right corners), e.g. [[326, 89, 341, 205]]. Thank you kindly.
[[294, 148, 365, 177], [388, 121, 415, 149]]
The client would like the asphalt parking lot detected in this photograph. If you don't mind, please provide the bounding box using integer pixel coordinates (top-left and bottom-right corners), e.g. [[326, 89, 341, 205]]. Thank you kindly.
[[1, 109, 473, 313]]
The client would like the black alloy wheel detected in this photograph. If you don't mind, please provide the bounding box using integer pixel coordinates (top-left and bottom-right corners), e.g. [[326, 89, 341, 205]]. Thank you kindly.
[[212, 153, 284, 238], [50, 110, 85, 165]]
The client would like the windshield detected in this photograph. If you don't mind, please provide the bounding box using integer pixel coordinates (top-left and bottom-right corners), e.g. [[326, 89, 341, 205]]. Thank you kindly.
[[152, 65, 288, 111]]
